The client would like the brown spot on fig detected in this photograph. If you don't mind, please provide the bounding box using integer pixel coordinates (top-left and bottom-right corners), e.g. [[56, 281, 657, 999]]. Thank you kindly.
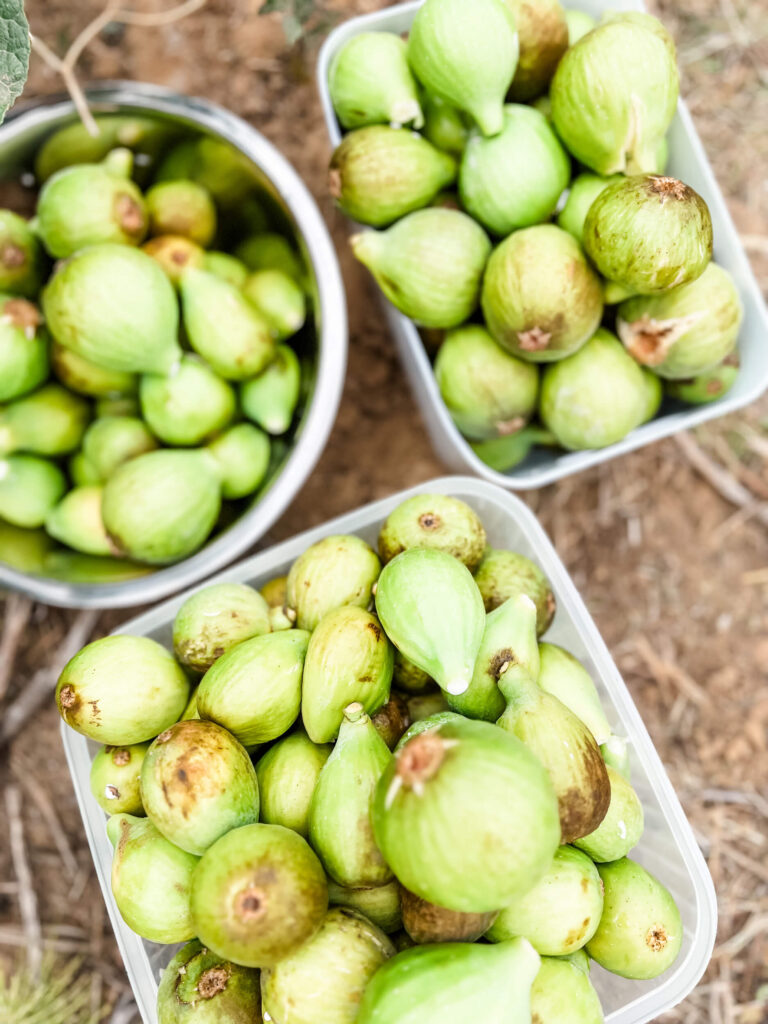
[[4, 298, 40, 331], [706, 379, 724, 395], [366, 621, 382, 641], [197, 965, 230, 999], [177, 768, 189, 785], [490, 649, 516, 679], [517, 326, 552, 352], [328, 168, 343, 201], [397, 732, 446, 789], [497, 417, 525, 437], [646, 176, 690, 203], [158, 730, 173, 743], [400, 885, 496, 943], [1, 243, 25, 269], [88, 700, 101, 722], [581, 876, 589, 893], [105, 785, 120, 801], [113, 749, 131, 767], [59, 685, 78, 710], [236, 886, 268, 922], [646, 924, 669, 952], [418, 512, 441, 531], [115, 193, 145, 234]]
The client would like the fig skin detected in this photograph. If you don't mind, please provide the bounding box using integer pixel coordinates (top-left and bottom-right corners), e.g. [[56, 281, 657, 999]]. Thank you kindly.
[[235, 232, 305, 284], [0, 455, 67, 529], [401, 886, 498, 944], [240, 343, 301, 435], [329, 31, 423, 131], [0, 296, 50, 403], [474, 547, 556, 637], [142, 234, 205, 286], [286, 533, 381, 632], [256, 731, 332, 838], [156, 939, 262, 1024], [204, 423, 271, 500], [505, 0, 569, 101], [574, 766, 644, 862], [378, 493, 487, 571], [395, 710, 460, 751], [80, 416, 157, 482], [665, 360, 739, 405], [392, 650, 436, 695], [0, 383, 91, 458], [50, 338, 136, 399], [530, 955, 604, 1024], [242, 274, 306, 342], [204, 250, 249, 289], [146, 180, 217, 246], [327, 879, 402, 935], [537, 642, 611, 745], [45, 484, 116, 557], [172, 581, 271, 675], [0, 210, 45, 298], [89, 742, 149, 816], [371, 691, 412, 750], [260, 574, 287, 608]]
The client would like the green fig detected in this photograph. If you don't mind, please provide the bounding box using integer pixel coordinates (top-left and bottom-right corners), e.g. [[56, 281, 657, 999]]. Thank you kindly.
[[286, 534, 381, 632], [89, 742, 149, 816], [373, 718, 559, 912], [357, 936, 541, 1024], [181, 268, 275, 380], [327, 880, 402, 935], [80, 416, 157, 482], [204, 250, 249, 289], [142, 234, 205, 285], [0, 520, 53, 573], [56, 634, 190, 744], [557, 173, 623, 244], [44, 485, 116, 556], [565, 9, 596, 45], [68, 451, 101, 487], [574, 766, 644, 862], [302, 607, 393, 744], [0, 384, 91, 457], [102, 449, 221, 564], [95, 394, 141, 418], [0, 210, 45, 298], [482, 225, 603, 362], [146, 180, 217, 246], [197, 631, 309, 746], [51, 341, 137, 399], [640, 368, 664, 423], [407, 0, 519, 138], [0, 297, 49, 402], [351, 209, 491, 329], [505, 0, 569, 101], [486, 846, 603, 954], [472, 425, 557, 473], [180, 687, 200, 722], [434, 325, 539, 440], [172, 581, 271, 674], [156, 939, 262, 1024], [392, 650, 436, 695], [422, 95, 469, 156], [36, 151, 148, 258], [538, 643, 611, 745], [34, 115, 171, 183], [586, 859, 683, 980], [256, 730, 331, 838], [155, 137, 255, 207], [395, 710, 460, 751], [530, 955, 604, 1024], [240, 344, 300, 435], [459, 105, 570, 236], [140, 355, 236, 446], [601, 734, 632, 780], [378, 493, 487, 570], [665, 359, 739, 404], [330, 127, 457, 228], [309, 703, 393, 888], [242, 271, 306, 341], [376, 548, 485, 698], [329, 31, 423, 130], [191, 823, 328, 968], [474, 547, 556, 637], [140, 720, 259, 855], [107, 813, 198, 944], [0, 455, 67, 528], [401, 886, 497, 944], [235, 233, 304, 284], [371, 691, 412, 750], [204, 423, 271, 499], [44, 551, 152, 584], [260, 574, 287, 608]]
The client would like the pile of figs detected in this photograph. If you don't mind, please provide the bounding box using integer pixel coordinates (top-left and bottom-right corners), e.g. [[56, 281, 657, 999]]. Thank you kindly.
[[0, 116, 309, 581], [57, 493, 683, 1023], [328, 0, 743, 471]]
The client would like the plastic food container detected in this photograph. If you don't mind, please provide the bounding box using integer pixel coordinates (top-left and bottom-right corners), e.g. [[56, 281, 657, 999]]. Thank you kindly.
[[318, 1, 768, 490], [61, 475, 717, 1024], [0, 82, 347, 608]]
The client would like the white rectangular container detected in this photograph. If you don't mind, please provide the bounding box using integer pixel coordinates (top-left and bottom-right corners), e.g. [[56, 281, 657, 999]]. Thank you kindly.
[[62, 476, 716, 1024], [318, 1, 768, 489]]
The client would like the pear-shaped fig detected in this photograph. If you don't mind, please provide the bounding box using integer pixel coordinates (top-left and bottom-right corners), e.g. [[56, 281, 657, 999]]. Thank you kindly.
[[0, 210, 44, 298], [51, 341, 137, 399], [235, 233, 304, 284], [666, 359, 739, 404], [329, 31, 423, 130], [146, 180, 217, 246], [423, 95, 469, 156], [586, 858, 683, 979], [378, 493, 487, 570], [395, 710, 460, 751], [0, 383, 90, 457], [574, 765, 644, 862], [472, 425, 557, 473], [204, 423, 270, 500], [56, 635, 190, 744], [530, 955, 604, 1024], [240, 344, 300, 435], [538, 642, 611, 744], [506, 0, 569, 101], [243, 271, 306, 341], [155, 136, 254, 207], [557, 172, 622, 244], [0, 520, 53, 573], [474, 547, 556, 637], [34, 114, 171, 182], [0, 455, 66, 528], [373, 718, 559, 912], [140, 355, 236, 446], [142, 234, 205, 286], [286, 534, 381, 632], [43, 244, 181, 375], [204, 250, 248, 289], [256, 730, 331, 838], [392, 650, 435, 695], [172, 581, 271, 674], [191, 823, 328, 967], [566, 9, 596, 44], [0, 297, 49, 403], [327, 880, 402, 935], [156, 939, 262, 1024], [80, 416, 157, 482], [401, 886, 497, 944], [89, 742, 149, 816], [371, 691, 411, 750], [198, 630, 309, 746], [45, 485, 116, 557]]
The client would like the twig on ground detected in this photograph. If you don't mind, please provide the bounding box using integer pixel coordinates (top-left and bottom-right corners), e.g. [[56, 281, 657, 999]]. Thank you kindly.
[[714, 913, 768, 958], [634, 634, 711, 708], [0, 594, 33, 702], [11, 752, 79, 878], [6, 783, 43, 977], [675, 432, 768, 529]]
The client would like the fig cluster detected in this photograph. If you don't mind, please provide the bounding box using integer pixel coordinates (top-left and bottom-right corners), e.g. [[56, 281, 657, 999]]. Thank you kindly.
[[0, 118, 309, 581], [328, 0, 742, 469], [56, 493, 683, 1022]]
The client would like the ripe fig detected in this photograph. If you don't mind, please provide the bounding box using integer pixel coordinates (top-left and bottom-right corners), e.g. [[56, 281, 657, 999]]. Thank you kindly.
[[378, 493, 487, 570], [423, 95, 469, 156], [156, 939, 261, 1024], [401, 886, 498, 944], [505, 0, 569, 101], [0, 520, 53, 573], [472, 425, 557, 473], [260, 574, 287, 608], [89, 742, 149, 816], [204, 423, 271, 499], [34, 115, 170, 182], [574, 766, 644, 862], [371, 691, 411, 750], [329, 31, 423, 131], [474, 547, 556, 636], [557, 172, 622, 244], [44, 551, 151, 585], [243, 271, 306, 341], [142, 234, 205, 286], [538, 642, 611, 745], [172, 581, 271, 674], [146, 180, 217, 246], [69, 452, 101, 488], [235, 233, 304, 284], [327, 880, 402, 935], [565, 9, 596, 45], [0, 296, 49, 403], [203, 250, 248, 289], [0, 210, 44, 298], [530, 955, 604, 1024], [94, 394, 140, 418], [286, 534, 381, 631], [240, 344, 301, 435], [395, 710, 460, 751], [140, 355, 236, 446], [80, 416, 157, 482], [665, 359, 739, 404], [0, 455, 66, 528], [45, 485, 116, 557], [51, 341, 136, 399], [0, 383, 90, 457], [256, 730, 331, 838]]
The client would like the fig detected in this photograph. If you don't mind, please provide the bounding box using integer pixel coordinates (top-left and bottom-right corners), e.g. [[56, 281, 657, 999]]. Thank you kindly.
[[45, 551, 152, 585], [505, 0, 568, 100], [574, 766, 644, 862], [640, 368, 664, 423], [260, 574, 287, 608], [378, 493, 487, 570], [36, 150, 148, 258], [357, 936, 541, 1024], [474, 547, 556, 636], [327, 880, 402, 935], [146, 180, 217, 246], [407, 0, 519, 138], [95, 394, 140, 418], [140, 355, 236, 446], [486, 846, 603, 954], [204, 250, 249, 289], [191, 823, 328, 967], [472, 425, 557, 473], [286, 534, 381, 632], [89, 742, 149, 816], [565, 9, 596, 45], [0, 297, 49, 402], [44, 485, 116, 557], [395, 710, 459, 751], [351, 209, 491, 329], [235, 233, 304, 284], [181, 688, 200, 721], [538, 642, 611, 745], [0, 383, 90, 457], [401, 886, 497, 944], [392, 650, 436, 695], [586, 859, 683, 979], [34, 115, 170, 183], [56, 634, 190, 744], [423, 95, 469, 156], [371, 691, 411, 750], [0, 456, 67, 528], [155, 138, 254, 208], [172, 581, 271, 674], [107, 813, 198, 944], [242, 270, 306, 341], [80, 416, 157, 482], [102, 449, 221, 564], [240, 344, 300, 435], [51, 341, 136, 399], [197, 631, 309, 746], [140, 720, 259, 855], [330, 127, 457, 228], [373, 718, 559, 912], [262, 907, 394, 1024], [434, 325, 539, 441], [601, 735, 632, 780], [0, 211, 44, 298], [204, 423, 270, 500], [329, 31, 423, 130], [482, 225, 603, 362], [405, 693, 451, 723], [551, 17, 679, 175], [617, 262, 742, 379], [0, 520, 53, 573], [584, 176, 713, 296], [666, 359, 739, 404], [181, 269, 275, 381], [256, 730, 331, 838], [539, 329, 652, 450], [68, 452, 101, 487], [142, 234, 205, 286], [530, 955, 604, 1024], [557, 172, 622, 243], [156, 939, 261, 1024]]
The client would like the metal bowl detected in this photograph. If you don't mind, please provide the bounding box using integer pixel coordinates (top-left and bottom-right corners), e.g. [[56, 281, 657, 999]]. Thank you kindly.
[[0, 82, 347, 608]]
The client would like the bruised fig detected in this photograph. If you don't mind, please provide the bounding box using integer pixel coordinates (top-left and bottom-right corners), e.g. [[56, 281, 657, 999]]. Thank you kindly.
[[156, 939, 261, 1024], [401, 886, 497, 944], [204, 423, 270, 500], [538, 643, 611, 745], [256, 730, 331, 838], [243, 271, 306, 341], [190, 823, 328, 967], [378, 493, 487, 570], [140, 355, 236, 446], [80, 416, 157, 482], [0, 383, 91, 457], [475, 547, 556, 636], [89, 742, 149, 816], [45, 485, 116, 557], [530, 955, 604, 1024], [329, 31, 423, 131], [240, 344, 301, 435], [574, 766, 644, 862], [262, 908, 394, 1024], [327, 880, 402, 935], [0, 455, 66, 528], [286, 534, 381, 632], [0, 211, 44, 298], [142, 234, 205, 286], [0, 296, 49, 403], [172, 582, 271, 674], [51, 330, 135, 398], [204, 250, 248, 289], [146, 180, 217, 246], [371, 692, 412, 750], [506, 0, 569, 100]]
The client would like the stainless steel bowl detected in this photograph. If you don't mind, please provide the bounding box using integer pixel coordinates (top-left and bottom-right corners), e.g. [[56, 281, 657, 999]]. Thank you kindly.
[[0, 82, 347, 608]]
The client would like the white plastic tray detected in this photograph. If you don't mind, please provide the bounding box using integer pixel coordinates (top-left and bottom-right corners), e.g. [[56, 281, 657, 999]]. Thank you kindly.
[[318, 1, 768, 489], [61, 476, 716, 1024]]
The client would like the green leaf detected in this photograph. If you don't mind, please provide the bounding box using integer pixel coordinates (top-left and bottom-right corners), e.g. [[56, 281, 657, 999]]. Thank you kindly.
[[0, 0, 29, 123]]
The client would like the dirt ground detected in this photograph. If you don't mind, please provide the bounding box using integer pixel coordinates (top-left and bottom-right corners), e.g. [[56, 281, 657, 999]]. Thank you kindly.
[[1, 1, 767, 1021]]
